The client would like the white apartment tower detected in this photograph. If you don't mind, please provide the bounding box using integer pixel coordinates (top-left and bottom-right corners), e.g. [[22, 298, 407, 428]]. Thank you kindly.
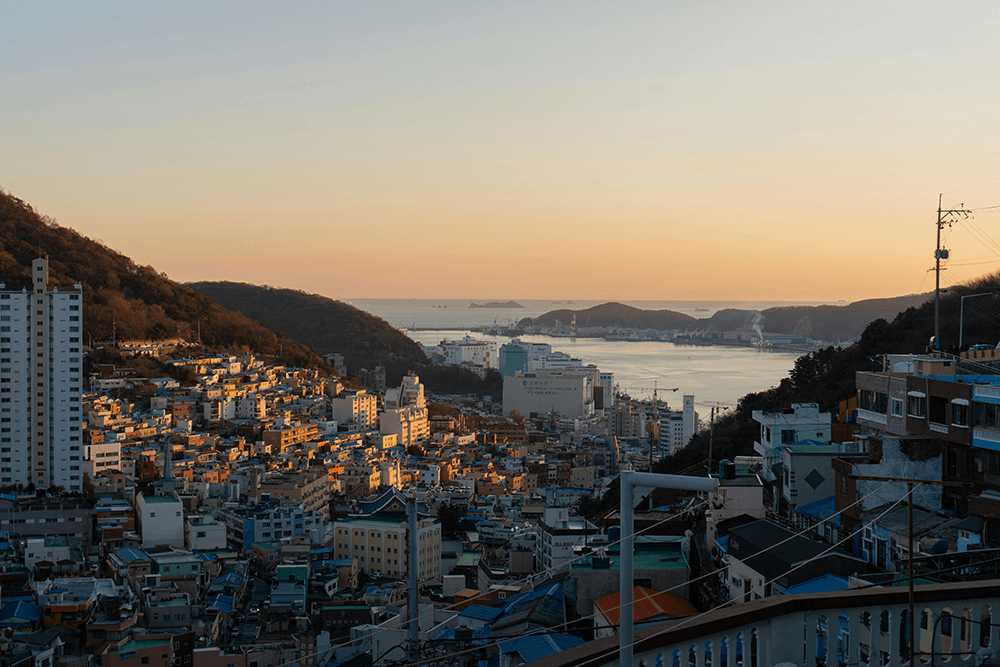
[[0, 258, 84, 491]]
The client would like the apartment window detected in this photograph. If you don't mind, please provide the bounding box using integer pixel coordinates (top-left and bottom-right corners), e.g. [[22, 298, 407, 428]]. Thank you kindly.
[[891, 398, 904, 417], [780, 429, 796, 445], [953, 400, 970, 427], [907, 393, 926, 418]]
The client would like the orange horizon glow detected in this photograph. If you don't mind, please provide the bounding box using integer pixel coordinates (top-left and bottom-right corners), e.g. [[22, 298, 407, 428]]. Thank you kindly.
[[3, 2, 999, 302]]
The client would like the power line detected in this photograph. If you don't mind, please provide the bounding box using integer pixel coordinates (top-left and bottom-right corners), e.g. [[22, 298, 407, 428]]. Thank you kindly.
[[270, 477, 897, 667], [607, 484, 919, 665], [349, 480, 898, 667]]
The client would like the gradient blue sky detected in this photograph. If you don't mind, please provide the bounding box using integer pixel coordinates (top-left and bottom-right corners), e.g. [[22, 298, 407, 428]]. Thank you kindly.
[[3, 1, 999, 300]]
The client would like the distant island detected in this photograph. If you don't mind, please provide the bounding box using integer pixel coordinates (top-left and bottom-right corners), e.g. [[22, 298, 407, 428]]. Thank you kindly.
[[469, 301, 524, 309]]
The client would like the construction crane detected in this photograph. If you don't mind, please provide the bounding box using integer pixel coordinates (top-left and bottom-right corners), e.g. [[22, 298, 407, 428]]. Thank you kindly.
[[625, 383, 681, 470]]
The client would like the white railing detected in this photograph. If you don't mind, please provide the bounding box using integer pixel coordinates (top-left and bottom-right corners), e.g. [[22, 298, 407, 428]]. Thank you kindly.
[[974, 429, 1000, 444], [858, 409, 888, 426], [974, 386, 1000, 403], [545, 580, 1000, 667]]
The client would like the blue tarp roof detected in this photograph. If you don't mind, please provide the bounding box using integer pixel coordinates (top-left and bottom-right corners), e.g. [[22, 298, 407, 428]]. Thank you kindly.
[[795, 495, 840, 526], [714, 536, 729, 553], [497, 633, 585, 662], [781, 573, 851, 596]]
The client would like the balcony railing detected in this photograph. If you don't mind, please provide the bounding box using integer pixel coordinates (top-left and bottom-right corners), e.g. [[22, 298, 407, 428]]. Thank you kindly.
[[535, 580, 1000, 667]]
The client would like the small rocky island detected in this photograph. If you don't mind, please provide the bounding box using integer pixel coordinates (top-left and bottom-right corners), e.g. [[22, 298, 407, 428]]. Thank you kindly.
[[469, 300, 524, 309]]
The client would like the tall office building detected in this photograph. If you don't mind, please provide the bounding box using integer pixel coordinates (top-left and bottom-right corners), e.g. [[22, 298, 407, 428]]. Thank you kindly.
[[0, 258, 84, 491]]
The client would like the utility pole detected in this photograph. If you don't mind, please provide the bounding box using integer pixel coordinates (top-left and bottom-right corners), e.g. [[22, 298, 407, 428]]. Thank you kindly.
[[934, 195, 972, 346], [708, 406, 716, 474], [850, 475, 968, 664], [407, 495, 420, 664]]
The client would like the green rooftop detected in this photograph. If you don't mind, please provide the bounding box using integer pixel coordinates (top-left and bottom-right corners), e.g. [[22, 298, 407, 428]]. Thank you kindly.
[[571, 542, 689, 571], [150, 597, 188, 607], [785, 444, 842, 454], [108, 637, 171, 653], [142, 495, 180, 504], [456, 552, 482, 568]]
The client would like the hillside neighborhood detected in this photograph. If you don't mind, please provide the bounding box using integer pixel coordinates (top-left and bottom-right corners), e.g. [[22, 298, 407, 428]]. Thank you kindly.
[[1, 253, 1000, 667]]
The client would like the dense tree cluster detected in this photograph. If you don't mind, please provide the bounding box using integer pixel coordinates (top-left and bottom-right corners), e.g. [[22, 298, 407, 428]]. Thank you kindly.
[[580, 278, 1000, 518], [0, 188, 326, 371]]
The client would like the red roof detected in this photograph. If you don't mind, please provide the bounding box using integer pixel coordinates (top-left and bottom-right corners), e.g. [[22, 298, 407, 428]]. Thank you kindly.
[[593, 586, 697, 625]]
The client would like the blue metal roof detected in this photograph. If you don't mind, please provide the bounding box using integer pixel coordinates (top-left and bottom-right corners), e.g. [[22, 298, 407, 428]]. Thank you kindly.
[[496, 581, 564, 614], [780, 573, 850, 596], [115, 548, 151, 563], [213, 571, 243, 587], [458, 604, 504, 622], [497, 633, 584, 661], [0, 601, 42, 626], [205, 594, 233, 612], [714, 536, 729, 553], [795, 495, 840, 526]]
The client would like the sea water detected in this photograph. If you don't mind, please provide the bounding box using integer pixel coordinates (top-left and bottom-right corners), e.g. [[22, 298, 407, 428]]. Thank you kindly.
[[349, 299, 820, 407]]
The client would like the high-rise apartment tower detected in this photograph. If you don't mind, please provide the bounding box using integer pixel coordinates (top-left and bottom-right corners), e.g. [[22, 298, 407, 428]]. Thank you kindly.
[[0, 258, 84, 491]]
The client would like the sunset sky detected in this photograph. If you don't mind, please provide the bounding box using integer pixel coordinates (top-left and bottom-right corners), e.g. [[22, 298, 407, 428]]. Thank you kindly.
[[3, 1, 999, 302]]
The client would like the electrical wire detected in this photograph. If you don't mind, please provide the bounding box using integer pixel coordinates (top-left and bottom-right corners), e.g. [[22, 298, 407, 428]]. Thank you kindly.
[[293, 479, 897, 667], [264, 498, 710, 665], [607, 483, 922, 665], [399, 480, 903, 667]]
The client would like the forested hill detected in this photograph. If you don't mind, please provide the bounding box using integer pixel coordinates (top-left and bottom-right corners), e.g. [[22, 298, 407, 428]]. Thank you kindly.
[[189, 281, 501, 396], [519, 302, 698, 331], [519, 293, 932, 343], [582, 273, 1000, 517], [188, 282, 428, 373], [0, 189, 323, 369]]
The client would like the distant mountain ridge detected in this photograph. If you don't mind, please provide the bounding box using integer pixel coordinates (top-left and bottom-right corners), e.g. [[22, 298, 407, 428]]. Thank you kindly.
[[518, 293, 933, 343], [187, 281, 428, 373], [0, 188, 324, 369], [190, 281, 503, 396]]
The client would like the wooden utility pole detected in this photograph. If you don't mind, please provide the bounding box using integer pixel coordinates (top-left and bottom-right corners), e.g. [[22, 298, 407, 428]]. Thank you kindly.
[[934, 195, 972, 346]]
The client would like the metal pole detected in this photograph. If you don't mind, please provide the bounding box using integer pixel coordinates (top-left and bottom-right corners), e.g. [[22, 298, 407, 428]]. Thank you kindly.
[[620, 466, 634, 667], [708, 406, 715, 474], [619, 471, 718, 667], [959, 292, 994, 349], [935, 195, 943, 346], [960, 296, 965, 349], [407, 495, 419, 664], [909, 482, 915, 665]]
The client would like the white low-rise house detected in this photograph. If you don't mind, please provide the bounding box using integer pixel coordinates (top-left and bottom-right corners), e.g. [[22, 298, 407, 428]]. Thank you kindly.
[[136, 493, 185, 549], [437, 336, 498, 369], [539, 507, 600, 572], [83, 441, 122, 478], [23, 536, 72, 571], [186, 514, 227, 551], [752, 402, 832, 483]]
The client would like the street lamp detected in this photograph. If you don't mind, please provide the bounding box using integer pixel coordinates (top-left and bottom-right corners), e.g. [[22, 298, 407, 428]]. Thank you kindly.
[[959, 292, 996, 349]]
